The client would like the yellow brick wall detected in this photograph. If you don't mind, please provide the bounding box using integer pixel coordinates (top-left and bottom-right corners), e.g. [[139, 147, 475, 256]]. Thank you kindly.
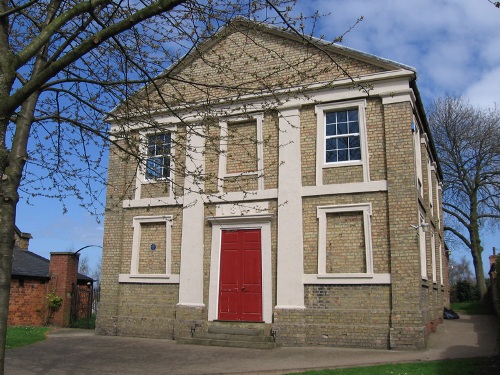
[[326, 211, 366, 273]]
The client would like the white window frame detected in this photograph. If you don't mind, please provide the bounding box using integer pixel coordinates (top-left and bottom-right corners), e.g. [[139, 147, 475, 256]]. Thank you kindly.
[[135, 127, 176, 200], [119, 215, 179, 283], [315, 99, 369, 185], [428, 157, 434, 214], [438, 242, 444, 286], [316, 203, 374, 277], [436, 182, 442, 229], [419, 212, 428, 280], [218, 114, 264, 193], [431, 229, 437, 283], [413, 121, 424, 197]]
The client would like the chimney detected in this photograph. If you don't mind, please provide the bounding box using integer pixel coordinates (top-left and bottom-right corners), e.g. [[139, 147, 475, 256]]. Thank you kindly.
[[14, 227, 32, 250], [48, 252, 79, 327]]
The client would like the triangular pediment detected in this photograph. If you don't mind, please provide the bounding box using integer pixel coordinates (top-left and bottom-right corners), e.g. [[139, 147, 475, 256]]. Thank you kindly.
[[123, 19, 415, 115]]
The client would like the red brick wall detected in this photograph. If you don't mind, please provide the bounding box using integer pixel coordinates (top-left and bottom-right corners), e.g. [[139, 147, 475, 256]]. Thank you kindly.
[[48, 253, 79, 327], [8, 277, 48, 326]]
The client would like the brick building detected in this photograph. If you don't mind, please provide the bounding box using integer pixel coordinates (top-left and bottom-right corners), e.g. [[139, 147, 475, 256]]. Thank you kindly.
[[9, 228, 93, 326], [97, 20, 448, 349]]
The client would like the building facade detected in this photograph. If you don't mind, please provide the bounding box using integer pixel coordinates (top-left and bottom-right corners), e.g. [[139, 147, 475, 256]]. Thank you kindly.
[[97, 20, 448, 349]]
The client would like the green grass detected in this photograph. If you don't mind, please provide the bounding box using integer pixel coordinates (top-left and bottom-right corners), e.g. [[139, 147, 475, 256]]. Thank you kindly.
[[5, 326, 50, 349], [451, 301, 494, 315], [288, 357, 500, 375]]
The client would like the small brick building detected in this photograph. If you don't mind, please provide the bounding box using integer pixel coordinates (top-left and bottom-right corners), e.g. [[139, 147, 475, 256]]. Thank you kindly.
[[97, 20, 449, 349], [9, 228, 93, 326]]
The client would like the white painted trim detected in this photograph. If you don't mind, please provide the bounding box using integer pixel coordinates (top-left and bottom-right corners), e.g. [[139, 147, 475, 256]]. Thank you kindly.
[[124, 215, 173, 282], [276, 108, 306, 309], [123, 196, 183, 208], [303, 180, 387, 197], [207, 215, 273, 323], [178, 126, 206, 307], [122, 181, 389, 208], [303, 273, 391, 284], [419, 212, 428, 280], [317, 203, 374, 276], [122, 190, 278, 209], [315, 99, 369, 186], [218, 114, 264, 194], [439, 242, 444, 286], [176, 302, 206, 308], [108, 71, 415, 131], [413, 118, 424, 198], [380, 89, 415, 105], [274, 305, 307, 310], [431, 230, 437, 284], [118, 274, 180, 284], [428, 157, 434, 214], [436, 183, 441, 229], [215, 202, 269, 217], [209, 189, 278, 203]]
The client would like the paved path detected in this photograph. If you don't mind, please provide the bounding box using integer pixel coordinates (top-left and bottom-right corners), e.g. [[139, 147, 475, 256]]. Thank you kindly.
[[5, 314, 498, 375]]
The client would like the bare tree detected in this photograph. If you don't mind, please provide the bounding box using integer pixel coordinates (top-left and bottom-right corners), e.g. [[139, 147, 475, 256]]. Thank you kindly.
[[78, 255, 90, 276], [428, 96, 500, 301], [449, 256, 474, 285], [0, 1, 366, 372]]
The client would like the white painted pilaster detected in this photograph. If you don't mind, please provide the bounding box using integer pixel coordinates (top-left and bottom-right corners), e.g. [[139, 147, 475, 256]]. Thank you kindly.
[[276, 108, 305, 309], [178, 125, 206, 307]]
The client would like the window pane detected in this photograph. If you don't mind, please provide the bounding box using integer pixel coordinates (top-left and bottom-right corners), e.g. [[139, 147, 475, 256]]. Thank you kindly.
[[337, 122, 348, 135], [349, 135, 360, 148], [326, 124, 336, 136], [146, 158, 161, 179], [348, 110, 358, 121], [337, 137, 348, 150], [350, 148, 361, 161], [326, 138, 336, 150], [325, 112, 336, 124], [160, 156, 170, 178], [349, 121, 359, 134], [326, 151, 337, 163], [337, 111, 347, 122], [337, 149, 348, 162]]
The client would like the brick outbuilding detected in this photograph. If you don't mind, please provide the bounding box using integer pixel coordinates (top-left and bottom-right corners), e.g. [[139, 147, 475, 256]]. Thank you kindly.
[[8, 228, 93, 327]]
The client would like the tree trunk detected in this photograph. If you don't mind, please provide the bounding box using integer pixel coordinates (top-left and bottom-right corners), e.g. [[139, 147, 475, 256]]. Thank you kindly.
[[0, 92, 38, 375], [0, 194, 16, 374], [470, 223, 487, 302]]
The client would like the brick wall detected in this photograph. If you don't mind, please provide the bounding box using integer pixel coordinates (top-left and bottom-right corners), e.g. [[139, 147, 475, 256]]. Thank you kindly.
[[8, 277, 48, 326], [48, 252, 80, 327]]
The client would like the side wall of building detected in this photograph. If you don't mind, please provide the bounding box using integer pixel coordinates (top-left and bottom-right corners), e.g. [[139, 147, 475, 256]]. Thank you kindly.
[[8, 277, 48, 326]]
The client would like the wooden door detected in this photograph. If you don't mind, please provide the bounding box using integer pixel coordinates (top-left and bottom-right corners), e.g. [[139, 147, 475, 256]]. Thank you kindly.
[[218, 229, 262, 321]]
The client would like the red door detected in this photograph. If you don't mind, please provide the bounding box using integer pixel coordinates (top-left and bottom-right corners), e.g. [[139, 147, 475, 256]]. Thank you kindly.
[[218, 229, 262, 322]]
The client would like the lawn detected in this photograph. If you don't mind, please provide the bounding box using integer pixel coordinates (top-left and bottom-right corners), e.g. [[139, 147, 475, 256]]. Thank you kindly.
[[451, 301, 494, 315], [288, 357, 500, 375], [5, 326, 50, 349]]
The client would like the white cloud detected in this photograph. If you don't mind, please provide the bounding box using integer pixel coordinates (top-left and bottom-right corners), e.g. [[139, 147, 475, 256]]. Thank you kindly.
[[295, 0, 500, 105], [465, 66, 500, 108]]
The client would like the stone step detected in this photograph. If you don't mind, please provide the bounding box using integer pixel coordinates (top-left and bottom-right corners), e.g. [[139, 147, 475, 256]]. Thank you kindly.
[[176, 322, 278, 349], [194, 332, 275, 343], [176, 337, 280, 349], [207, 325, 267, 336]]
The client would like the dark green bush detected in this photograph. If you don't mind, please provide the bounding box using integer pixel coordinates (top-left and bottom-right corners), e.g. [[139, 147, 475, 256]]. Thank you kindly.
[[451, 280, 479, 303]]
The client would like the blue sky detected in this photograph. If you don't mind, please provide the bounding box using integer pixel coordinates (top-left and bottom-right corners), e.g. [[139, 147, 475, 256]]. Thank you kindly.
[[16, 0, 499, 276]]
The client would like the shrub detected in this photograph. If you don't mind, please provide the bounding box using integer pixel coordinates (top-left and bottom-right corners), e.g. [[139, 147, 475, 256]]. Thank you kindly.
[[451, 280, 479, 303]]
